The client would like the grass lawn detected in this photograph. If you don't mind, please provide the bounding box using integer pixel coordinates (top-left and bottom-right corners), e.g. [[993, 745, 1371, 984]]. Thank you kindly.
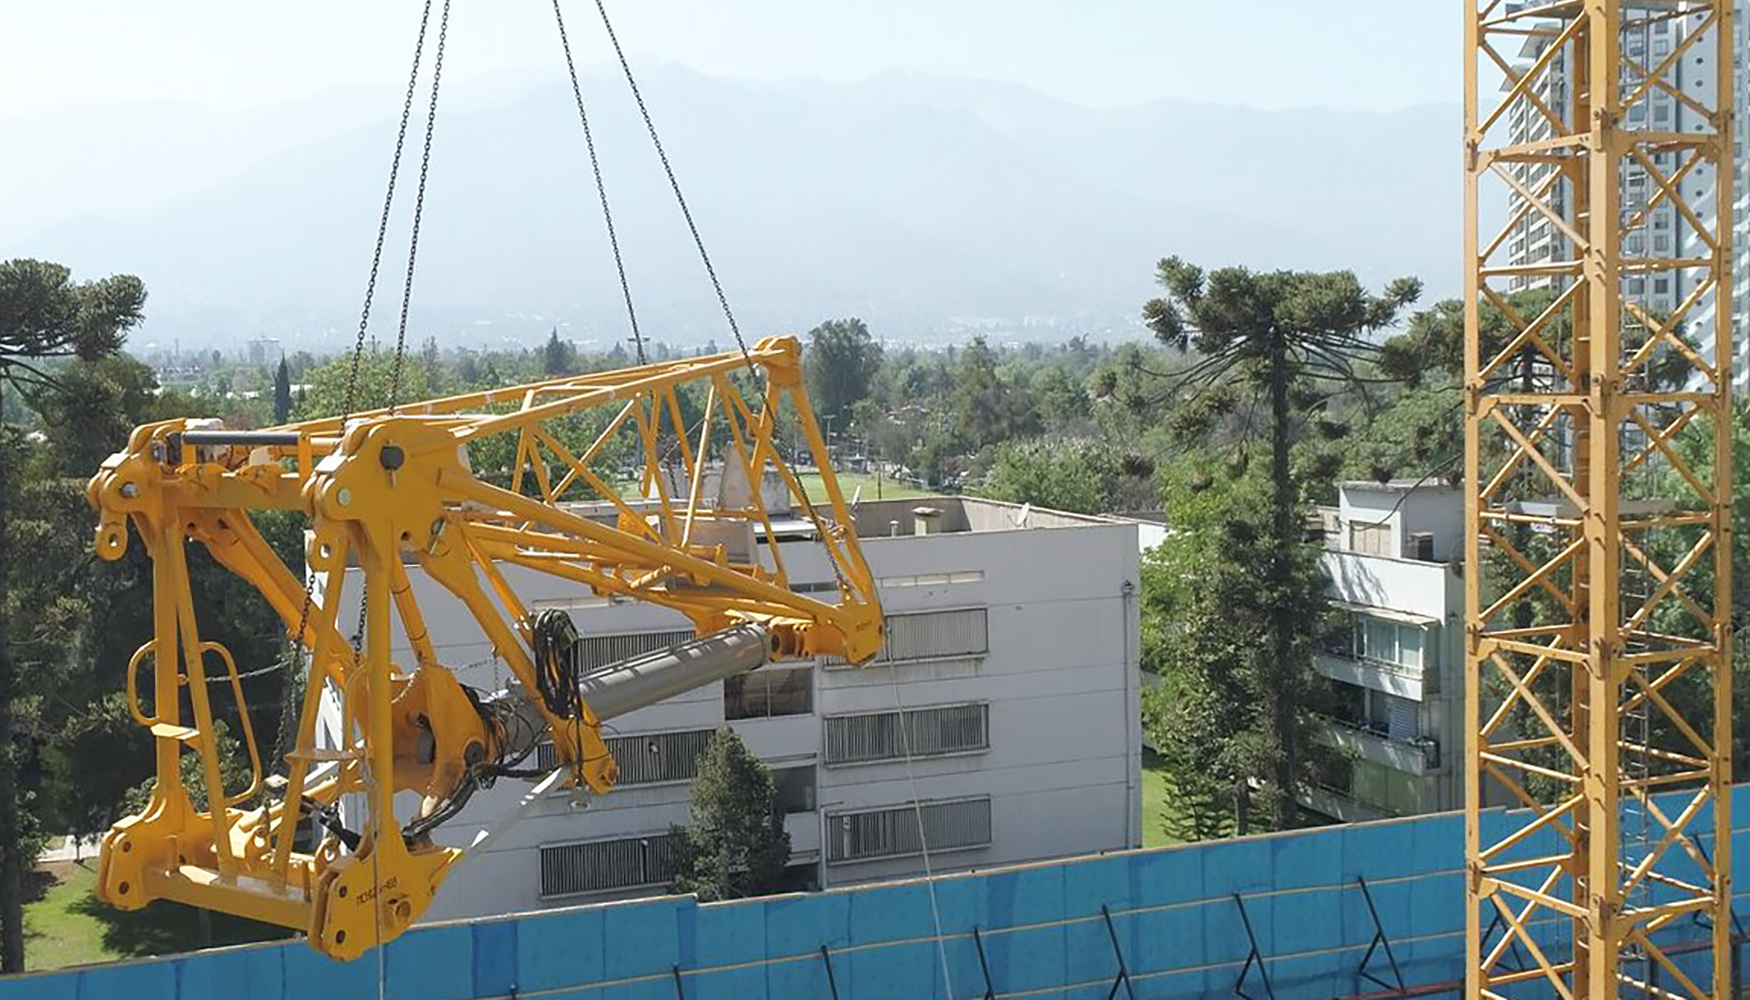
[[24, 862, 292, 971], [1140, 748, 1182, 849], [795, 471, 938, 504]]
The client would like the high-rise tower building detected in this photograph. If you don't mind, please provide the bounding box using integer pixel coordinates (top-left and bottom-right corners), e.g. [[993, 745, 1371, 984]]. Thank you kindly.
[[1504, 1, 1750, 388]]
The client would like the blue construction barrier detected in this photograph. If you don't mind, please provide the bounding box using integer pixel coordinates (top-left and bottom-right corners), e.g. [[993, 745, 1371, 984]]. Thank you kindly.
[[3, 787, 1744, 1000]]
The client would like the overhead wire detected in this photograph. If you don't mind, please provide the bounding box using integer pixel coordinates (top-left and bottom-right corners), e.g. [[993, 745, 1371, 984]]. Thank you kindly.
[[552, 0, 647, 366], [888, 669, 956, 999]]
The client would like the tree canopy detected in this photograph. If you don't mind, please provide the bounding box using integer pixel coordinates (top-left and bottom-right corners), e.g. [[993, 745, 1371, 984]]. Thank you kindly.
[[803, 318, 883, 428], [669, 728, 790, 901], [1138, 257, 1418, 830], [0, 259, 145, 397]]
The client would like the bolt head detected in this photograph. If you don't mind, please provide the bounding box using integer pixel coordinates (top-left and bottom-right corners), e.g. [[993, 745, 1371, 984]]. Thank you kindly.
[[337, 488, 353, 507]]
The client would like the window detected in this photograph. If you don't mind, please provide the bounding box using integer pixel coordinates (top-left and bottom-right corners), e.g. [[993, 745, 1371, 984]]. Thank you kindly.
[[824, 704, 990, 765], [725, 666, 813, 719], [772, 765, 817, 815], [1328, 683, 1421, 742], [1408, 533, 1435, 562], [1349, 521, 1392, 556], [825, 797, 992, 864], [1655, 277, 1671, 294], [1362, 617, 1422, 669], [540, 833, 680, 897], [1335, 613, 1429, 673], [831, 608, 989, 666], [569, 629, 695, 672], [536, 728, 715, 785], [880, 570, 984, 589]]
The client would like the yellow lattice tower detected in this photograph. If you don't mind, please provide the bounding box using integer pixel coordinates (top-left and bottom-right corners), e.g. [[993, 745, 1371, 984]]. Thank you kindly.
[[1465, 2, 1734, 998]]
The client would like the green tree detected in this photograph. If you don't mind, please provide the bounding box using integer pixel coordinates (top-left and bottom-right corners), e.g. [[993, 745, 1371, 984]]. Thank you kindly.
[[1142, 258, 1418, 828], [27, 355, 175, 478], [803, 318, 883, 428], [0, 260, 145, 394], [272, 357, 293, 424], [0, 259, 144, 972], [980, 438, 1154, 515], [669, 728, 790, 901], [543, 328, 577, 377], [1140, 460, 1343, 837], [955, 335, 1040, 452], [298, 345, 435, 418]]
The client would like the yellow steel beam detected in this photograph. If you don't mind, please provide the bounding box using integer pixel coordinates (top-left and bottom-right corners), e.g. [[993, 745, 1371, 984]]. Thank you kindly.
[[85, 334, 885, 958], [1466, 2, 1732, 997]]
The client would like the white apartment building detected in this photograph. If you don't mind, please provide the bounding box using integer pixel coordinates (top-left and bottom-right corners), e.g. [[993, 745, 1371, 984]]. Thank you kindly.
[[1503, 2, 1750, 388], [334, 496, 1143, 920], [1306, 481, 1467, 823]]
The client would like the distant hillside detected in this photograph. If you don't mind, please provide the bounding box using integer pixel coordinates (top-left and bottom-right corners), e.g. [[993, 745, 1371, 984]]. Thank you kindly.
[[1, 68, 1463, 353]]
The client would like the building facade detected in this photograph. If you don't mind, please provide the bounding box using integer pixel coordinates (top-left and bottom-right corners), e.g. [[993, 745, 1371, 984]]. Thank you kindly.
[[332, 497, 1143, 921], [1503, 1, 1750, 388], [1305, 481, 1467, 822]]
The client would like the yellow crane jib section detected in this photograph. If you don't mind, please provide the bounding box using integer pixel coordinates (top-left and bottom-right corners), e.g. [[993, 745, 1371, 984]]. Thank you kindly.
[[84, 336, 884, 960]]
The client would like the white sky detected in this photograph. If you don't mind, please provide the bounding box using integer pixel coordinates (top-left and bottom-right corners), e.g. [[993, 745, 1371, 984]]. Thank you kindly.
[[1, 1, 1461, 115]]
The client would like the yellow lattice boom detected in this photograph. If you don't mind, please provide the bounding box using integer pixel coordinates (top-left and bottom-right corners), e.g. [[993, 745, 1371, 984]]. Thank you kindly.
[[1465, 2, 1734, 998], [84, 335, 882, 958]]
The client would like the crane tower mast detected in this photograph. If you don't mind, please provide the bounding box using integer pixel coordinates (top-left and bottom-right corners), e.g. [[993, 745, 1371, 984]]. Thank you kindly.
[[1465, 2, 1735, 998]]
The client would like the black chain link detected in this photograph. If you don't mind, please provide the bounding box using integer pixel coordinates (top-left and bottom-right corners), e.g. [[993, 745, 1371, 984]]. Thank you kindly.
[[347, 0, 437, 420], [553, 0, 646, 366], [390, 0, 453, 413], [590, 0, 753, 373], [290, 0, 436, 716], [587, 0, 851, 596]]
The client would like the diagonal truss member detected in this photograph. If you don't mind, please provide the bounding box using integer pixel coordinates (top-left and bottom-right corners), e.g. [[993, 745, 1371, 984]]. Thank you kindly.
[[1465, 1, 1734, 998]]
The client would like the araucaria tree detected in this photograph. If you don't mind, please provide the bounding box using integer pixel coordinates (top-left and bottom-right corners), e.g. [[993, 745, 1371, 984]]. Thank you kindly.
[[0, 258, 145, 972], [670, 728, 790, 901], [1142, 258, 1419, 829]]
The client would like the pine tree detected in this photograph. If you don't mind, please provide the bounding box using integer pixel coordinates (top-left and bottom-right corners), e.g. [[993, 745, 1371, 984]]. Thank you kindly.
[[1141, 258, 1417, 830], [670, 728, 790, 901], [272, 357, 293, 424]]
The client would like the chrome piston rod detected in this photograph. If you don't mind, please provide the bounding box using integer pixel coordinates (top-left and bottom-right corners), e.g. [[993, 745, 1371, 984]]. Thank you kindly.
[[579, 622, 774, 721]]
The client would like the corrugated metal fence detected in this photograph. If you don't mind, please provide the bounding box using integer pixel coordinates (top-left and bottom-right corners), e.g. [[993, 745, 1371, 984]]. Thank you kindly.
[[4, 788, 1746, 1000]]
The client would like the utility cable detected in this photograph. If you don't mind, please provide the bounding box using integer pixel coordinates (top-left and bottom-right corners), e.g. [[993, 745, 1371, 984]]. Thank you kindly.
[[888, 668, 956, 1000], [552, 0, 646, 366]]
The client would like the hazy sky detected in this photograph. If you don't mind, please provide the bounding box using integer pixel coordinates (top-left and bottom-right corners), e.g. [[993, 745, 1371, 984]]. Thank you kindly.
[[2, 1, 1460, 116]]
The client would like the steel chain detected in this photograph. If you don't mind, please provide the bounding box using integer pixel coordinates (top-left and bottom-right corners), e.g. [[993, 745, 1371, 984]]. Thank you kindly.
[[389, 0, 452, 413], [553, 0, 646, 366]]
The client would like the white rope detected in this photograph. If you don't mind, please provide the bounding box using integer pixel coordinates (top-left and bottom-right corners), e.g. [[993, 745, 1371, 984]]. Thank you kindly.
[[889, 668, 956, 999]]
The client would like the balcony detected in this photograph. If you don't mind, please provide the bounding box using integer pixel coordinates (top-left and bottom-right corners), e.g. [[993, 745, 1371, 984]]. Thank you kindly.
[[1315, 716, 1440, 775], [1322, 549, 1456, 622], [1314, 651, 1424, 699]]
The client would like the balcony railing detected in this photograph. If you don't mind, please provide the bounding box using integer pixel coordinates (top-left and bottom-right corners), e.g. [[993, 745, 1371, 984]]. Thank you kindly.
[[1315, 715, 1440, 773], [1313, 652, 1426, 699]]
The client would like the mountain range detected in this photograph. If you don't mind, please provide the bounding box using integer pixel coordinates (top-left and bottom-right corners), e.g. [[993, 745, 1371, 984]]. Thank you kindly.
[[1, 67, 1466, 353]]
